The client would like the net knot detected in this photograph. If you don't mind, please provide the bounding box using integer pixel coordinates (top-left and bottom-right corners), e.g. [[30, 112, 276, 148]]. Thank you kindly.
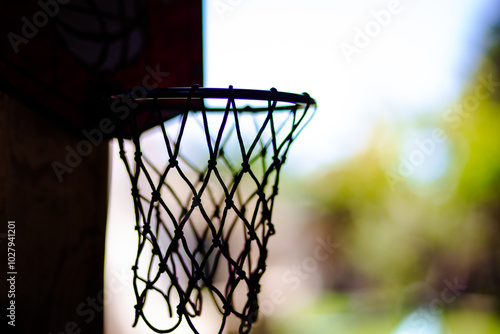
[[174, 229, 184, 239], [223, 303, 232, 316], [177, 304, 186, 316], [272, 156, 281, 168], [151, 190, 161, 202], [158, 262, 168, 273], [262, 207, 271, 220], [152, 245, 161, 256], [247, 283, 261, 296], [272, 184, 279, 195], [134, 152, 142, 162], [241, 161, 250, 173], [247, 230, 257, 240], [143, 224, 151, 234], [131, 265, 138, 271], [225, 198, 234, 208], [256, 189, 265, 201], [168, 158, 178, 167], [192, 196, 201, 207], [208, 159, 217, 169], [236, 268, 246, 280], [212, 237, 221, 247], [131, 187, 139, 198], [194, 269, 204, 280]]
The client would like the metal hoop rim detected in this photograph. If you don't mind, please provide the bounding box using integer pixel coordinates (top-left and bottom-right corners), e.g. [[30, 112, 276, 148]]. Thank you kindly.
[[110, 85, 316, 107]]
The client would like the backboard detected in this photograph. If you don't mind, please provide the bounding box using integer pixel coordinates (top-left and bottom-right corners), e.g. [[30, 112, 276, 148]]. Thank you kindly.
[[0, 0, 203, 134]]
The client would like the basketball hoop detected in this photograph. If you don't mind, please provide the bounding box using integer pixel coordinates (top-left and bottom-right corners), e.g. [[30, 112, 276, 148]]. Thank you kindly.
[[110, 85, 315, 333]]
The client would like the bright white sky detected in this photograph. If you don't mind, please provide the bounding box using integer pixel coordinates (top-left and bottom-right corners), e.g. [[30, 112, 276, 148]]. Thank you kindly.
[[203, 0, 499, 174]]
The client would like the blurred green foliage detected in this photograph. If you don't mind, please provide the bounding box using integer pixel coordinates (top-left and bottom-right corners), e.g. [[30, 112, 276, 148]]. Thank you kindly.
[[269, 61, 500, 332], [308, 60, 500, 292]]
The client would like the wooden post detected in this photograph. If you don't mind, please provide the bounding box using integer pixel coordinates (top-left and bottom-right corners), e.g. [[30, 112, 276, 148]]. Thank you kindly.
[[1, 91, 108, 333]]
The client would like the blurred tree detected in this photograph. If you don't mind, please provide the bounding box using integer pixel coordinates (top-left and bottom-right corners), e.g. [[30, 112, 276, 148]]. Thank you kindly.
[[306, 53, 500, 318]]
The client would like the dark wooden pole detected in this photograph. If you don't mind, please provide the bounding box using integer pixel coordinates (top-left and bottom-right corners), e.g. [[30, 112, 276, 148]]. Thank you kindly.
[[1, 91, 108, 334]]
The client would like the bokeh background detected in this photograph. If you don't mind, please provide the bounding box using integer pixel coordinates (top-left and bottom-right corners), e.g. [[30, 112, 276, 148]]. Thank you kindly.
[[106, 0, 500, 333]]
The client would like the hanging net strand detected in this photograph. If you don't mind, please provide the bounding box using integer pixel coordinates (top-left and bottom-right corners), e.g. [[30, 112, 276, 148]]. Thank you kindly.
[[114, 85, 315, 334]]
